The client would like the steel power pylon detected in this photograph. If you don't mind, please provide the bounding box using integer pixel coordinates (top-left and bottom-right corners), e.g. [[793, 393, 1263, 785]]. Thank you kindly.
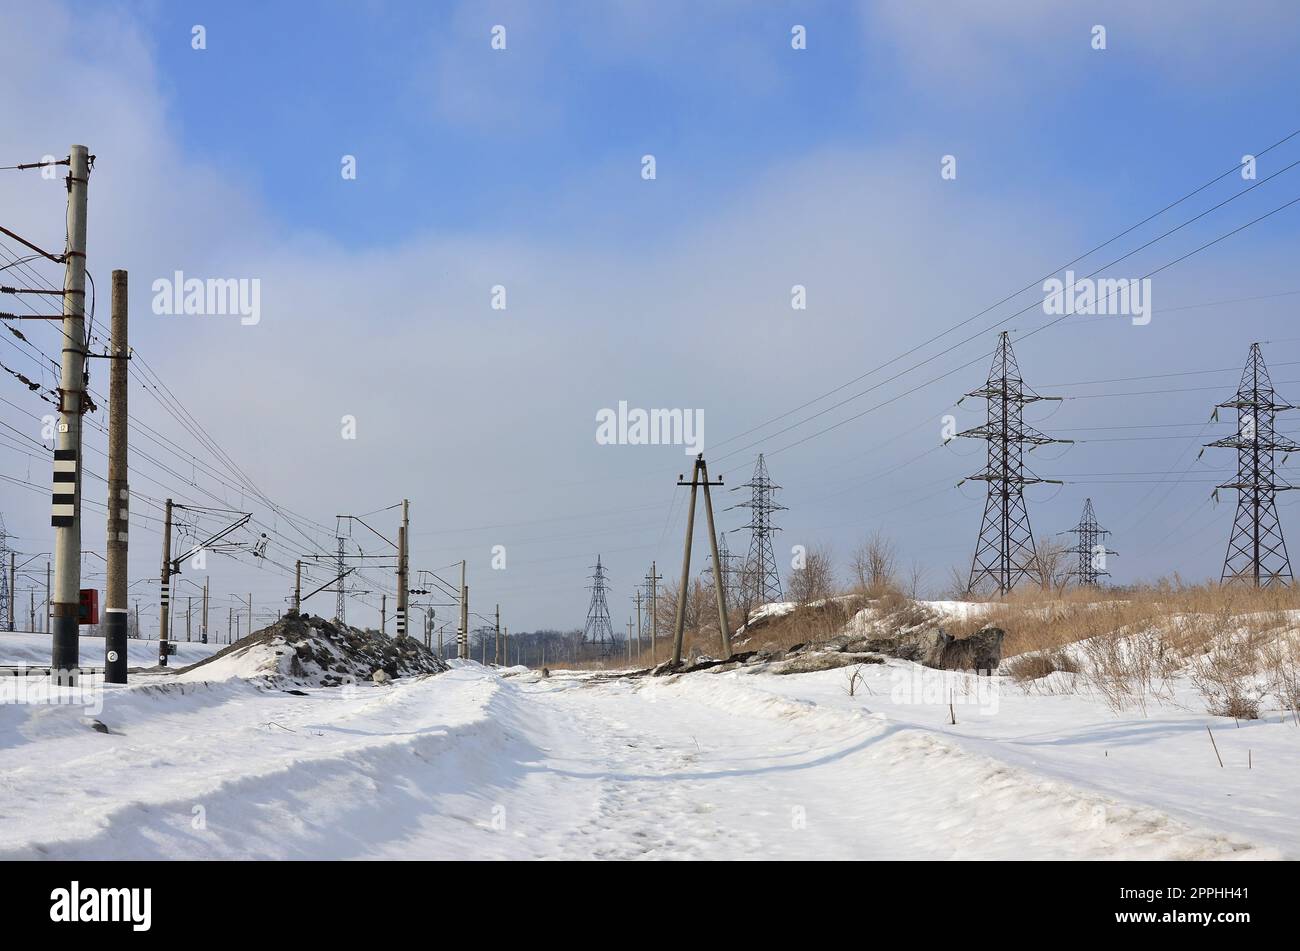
[[1206, 342, 1296, 587], [702, 530, 741, 608], [334, 536, 347, 622], [0, 516, 10, 631], [729, 454, 786, 605], [1061, 498, 1115, 587], [958, 332, 1069, 596], [582, 555, 617, 656]]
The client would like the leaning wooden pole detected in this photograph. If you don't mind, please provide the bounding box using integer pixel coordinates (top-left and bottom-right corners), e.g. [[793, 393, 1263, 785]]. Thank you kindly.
[[670, 459, 701, 667], [699, 457, 732, 660]]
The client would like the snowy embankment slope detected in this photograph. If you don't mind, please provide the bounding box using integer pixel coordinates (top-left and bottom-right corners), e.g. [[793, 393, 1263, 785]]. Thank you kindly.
[[0, 650, 1291, 859]]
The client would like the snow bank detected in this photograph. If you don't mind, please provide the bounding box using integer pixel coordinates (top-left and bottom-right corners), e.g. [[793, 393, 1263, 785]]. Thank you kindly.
[[0, 631, 220, 670]]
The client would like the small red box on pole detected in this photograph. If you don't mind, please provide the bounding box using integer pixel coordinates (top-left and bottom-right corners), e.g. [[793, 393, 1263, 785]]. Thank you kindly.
[[78, 588, 99, 626]]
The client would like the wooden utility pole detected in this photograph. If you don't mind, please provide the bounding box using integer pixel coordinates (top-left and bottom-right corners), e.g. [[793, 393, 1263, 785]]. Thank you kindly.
[[495, 603, 501, 665], [646, 563, 661, 666], [201, 577, 209, 644], [634, 589, 643, 660], [104, 270, 129, 681], [186, 597, 192, 642], [700, 456, 733, 659], [50, 144, 90, 685], [294, 560, 302, 613], [158, 498, 173, 666], [227, 606, 232, 643], [671, 455, 732, 666], [381, 594, 387, 633]]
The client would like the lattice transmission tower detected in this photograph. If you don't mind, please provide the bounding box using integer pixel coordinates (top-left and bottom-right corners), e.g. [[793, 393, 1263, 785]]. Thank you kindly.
[[730, 454, 786, 605], [0, 516, 11, 631], [582, 555, 617, 655], [958, 332, 1069, 595], [1206, 342, 1296, 587], [1061, 498, 1115, 587], [335, 536, 347, 623], [702, 530, 742, 609]]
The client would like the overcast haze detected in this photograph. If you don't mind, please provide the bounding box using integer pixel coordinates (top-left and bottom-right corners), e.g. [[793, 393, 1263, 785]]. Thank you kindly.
[[3, 1, 1300, 635]]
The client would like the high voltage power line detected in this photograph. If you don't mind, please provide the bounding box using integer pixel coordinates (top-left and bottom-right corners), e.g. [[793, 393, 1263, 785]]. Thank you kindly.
[[6, 126, 1300, 630]]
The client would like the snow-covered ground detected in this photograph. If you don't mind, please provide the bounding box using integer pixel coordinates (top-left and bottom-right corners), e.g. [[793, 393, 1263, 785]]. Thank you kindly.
[[0, 646, 1293, 859], [0, 630, 222, 669]]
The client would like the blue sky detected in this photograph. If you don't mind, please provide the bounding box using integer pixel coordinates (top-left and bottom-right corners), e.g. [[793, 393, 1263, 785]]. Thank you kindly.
[[140, 1, 1300, 248], [4, 1, 1300, 633]]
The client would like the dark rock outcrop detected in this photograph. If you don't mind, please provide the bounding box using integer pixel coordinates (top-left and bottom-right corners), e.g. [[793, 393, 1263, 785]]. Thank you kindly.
[[840, 626, 1005, 674]]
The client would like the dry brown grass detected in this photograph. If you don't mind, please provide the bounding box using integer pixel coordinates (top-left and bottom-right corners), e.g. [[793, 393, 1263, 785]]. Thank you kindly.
[[944, 580, 1300, 658], [738, 595, 869, 651], [945, 581, 1300, 714]]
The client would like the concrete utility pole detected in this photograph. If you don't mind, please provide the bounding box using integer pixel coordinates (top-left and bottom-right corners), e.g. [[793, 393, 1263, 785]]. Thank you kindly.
[[495, 603, 501, 665], [202, 577, 209, 644], [227, 607, 232, 643], [158, 498, 173, 666], [396, 499, 409, 637], [50, 144, 91, 685], [459, 560, 469, 660], [104, 270, 129, 682], [294, 560, 302, 613], [186, 597, 192, 642]]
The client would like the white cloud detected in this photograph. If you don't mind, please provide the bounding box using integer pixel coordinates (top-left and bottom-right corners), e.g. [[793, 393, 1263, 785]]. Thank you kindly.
[[866, 0, 1300, 95]]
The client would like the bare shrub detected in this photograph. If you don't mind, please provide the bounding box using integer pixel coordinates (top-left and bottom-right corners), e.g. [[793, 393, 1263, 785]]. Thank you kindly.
[[906, 560, 927, 599], [850, 531, 898, 596], [1006, 648, 1080, 683], [1188, 626, 1268, 721], [844, 664, 872, 697], [787, 542, 836, 606], [1033, 539, 1071, 593], [1264, 633, 1300, 725]]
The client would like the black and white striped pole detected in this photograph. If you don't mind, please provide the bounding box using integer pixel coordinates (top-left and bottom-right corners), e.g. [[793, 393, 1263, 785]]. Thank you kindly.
[[395, 499, 409, 638], [50, 145, 90, 687]]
